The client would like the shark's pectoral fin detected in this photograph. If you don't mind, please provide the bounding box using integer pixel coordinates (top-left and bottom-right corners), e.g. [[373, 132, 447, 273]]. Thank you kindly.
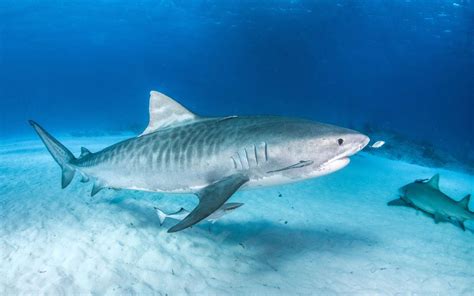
[[387, 198, 410, 207], [167, 173, 249, 233]]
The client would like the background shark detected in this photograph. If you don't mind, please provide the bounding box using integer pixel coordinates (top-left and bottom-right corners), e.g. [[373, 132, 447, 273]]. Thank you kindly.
[[389, 174, 473, 231], [30, 90, 369, 232]]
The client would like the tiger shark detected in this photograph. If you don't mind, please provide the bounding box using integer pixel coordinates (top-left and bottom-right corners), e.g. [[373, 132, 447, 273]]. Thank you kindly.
[[388, 174, 473, 231], [30, 90, 369, 232]]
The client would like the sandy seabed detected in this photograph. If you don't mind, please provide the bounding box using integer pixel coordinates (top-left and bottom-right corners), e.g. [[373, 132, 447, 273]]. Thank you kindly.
[[1, 136, 473, 295]]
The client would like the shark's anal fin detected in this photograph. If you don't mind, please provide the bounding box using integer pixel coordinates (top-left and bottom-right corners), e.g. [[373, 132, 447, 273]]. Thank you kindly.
[[387, 198, 411, 207], [80, 174, 90, 183], [91, 182, 106, 197], [167, 173, 249, 233]]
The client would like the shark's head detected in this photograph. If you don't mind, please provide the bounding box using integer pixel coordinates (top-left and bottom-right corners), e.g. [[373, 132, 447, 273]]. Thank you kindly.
[[305, 127, 370, 177], [269, 121, 370, 180]]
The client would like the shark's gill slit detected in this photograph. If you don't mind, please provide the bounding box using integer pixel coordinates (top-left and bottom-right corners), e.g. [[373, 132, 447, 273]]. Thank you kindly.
[[263, 142, 268, 161], [237, 152, 244, 169], [231, 157, 238, 169], [244, 148, 250, 169], [253, 144, 259, 166]]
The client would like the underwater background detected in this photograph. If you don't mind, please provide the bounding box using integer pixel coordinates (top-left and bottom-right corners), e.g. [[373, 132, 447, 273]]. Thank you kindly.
[[1, 0, 473, 164], [1, 0, 474, 295]]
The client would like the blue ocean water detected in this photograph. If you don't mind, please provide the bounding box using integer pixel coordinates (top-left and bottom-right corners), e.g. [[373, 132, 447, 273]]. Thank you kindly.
[[2, 2, 474, 294], [1, 0, 473, 162]]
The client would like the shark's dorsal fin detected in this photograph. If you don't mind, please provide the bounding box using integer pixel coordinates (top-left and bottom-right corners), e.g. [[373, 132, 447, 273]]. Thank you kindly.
[[140, 91, 199, 136], [80, 147, 92, 158], [426, 174, 440, 189], [458, 194, 471, 210]]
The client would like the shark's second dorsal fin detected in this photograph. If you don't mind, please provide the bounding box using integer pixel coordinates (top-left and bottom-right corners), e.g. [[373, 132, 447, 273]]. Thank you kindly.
[[140, 91, 199, 136], [80, 147, 92, 158], [427, 174, 440, 189], [458, 194, 471, 210]]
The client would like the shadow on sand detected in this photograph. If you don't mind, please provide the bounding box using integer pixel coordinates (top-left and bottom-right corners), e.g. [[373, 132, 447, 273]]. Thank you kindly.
[[106, 195, 378, 270]]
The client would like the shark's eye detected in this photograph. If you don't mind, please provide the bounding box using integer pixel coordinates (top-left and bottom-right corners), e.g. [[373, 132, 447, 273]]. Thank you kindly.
[[338, 138, 344, 146]]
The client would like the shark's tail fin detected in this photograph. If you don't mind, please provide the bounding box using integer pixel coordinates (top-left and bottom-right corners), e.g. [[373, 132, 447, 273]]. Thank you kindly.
[[154, 207, 168, 225], [29, 120, 76, 188]]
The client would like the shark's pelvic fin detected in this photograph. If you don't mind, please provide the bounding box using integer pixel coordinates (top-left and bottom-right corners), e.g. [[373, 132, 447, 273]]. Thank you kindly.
[[168, 173, 249, 233], [29, 120, 76, 189], [140, 91, 199, 136], [427, 174, 440, 189], [80, 147, 92, 158], [458, 194, 471, 211]]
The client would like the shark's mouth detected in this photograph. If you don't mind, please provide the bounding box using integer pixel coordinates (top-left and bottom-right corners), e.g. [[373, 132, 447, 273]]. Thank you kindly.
[[318, 157, 351, 173], [316, 140, 368, 174]]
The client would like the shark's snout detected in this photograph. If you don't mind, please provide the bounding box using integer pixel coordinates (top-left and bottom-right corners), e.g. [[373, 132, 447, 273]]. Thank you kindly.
[[319, 132, 369, 173], [341, 133, 370, 157], [355, 134, 370, 153]]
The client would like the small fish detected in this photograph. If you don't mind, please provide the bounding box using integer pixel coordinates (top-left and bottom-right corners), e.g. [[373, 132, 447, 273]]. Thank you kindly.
[[371, 141, 385, 148], [155, 202, 244, 226]]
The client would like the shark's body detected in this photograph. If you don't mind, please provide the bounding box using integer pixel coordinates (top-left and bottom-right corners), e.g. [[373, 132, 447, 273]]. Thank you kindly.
[[389, 174, 473, 230], [30, 91, 369, 232]]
